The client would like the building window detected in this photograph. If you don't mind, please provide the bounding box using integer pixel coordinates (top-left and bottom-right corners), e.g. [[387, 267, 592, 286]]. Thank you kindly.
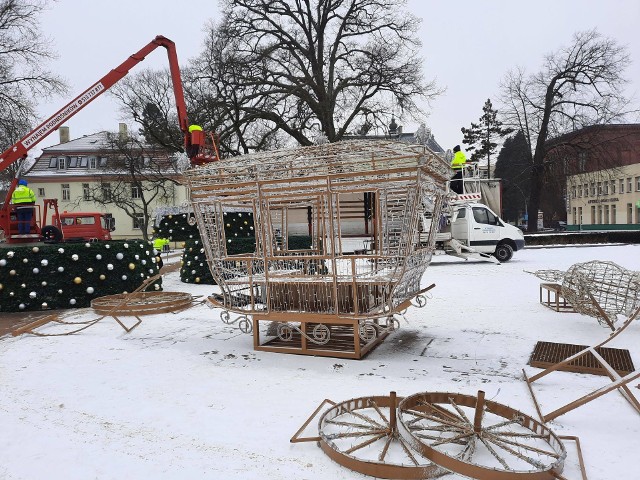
[[583, 184, 588, 197], [572, 207, 576, 222], [619, 179, 624, 194], [89, 157, 97, 169], [591, 206, 596, 224], [61, 184, 70, 201], [597, 205, 602, 224], [79, 157, 88, 167], [604, 205, 609, 225], [628, 178, 632, 192], [603, 182, 608, 195], [57, 157, 66, 170], [578, 207, 583, 225], [133, 213, 144, 229], [48, 158, 57, 168], [577, 185, 582, 197], [131, 184, 142, 199], [636, 177, 640, 192], [590, 183, 596, 196], [82, 183, 90, 201], [69, 157, 78, 168], [571, 186, 577, 199], [611, 205, 616, 225], [597, 182, 602, 195], [628, 204, 633, 224], [99, 157, 108, 167], [38, 187, 45, 196], [101, 183, 111, 201], [610, 180, 616, 195], [578, 152, 587, 172]]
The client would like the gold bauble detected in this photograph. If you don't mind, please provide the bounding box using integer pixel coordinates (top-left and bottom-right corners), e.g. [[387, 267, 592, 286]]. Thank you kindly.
[[73, 277, 82, 284]]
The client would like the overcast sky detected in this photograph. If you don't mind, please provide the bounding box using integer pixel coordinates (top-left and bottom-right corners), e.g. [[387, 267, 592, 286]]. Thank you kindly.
[[34, 0, 640, 154]]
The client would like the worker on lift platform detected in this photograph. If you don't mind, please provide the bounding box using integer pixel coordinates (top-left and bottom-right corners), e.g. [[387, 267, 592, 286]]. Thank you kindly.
[[11, 179, 36, 235], [187, 124, 204, 159]]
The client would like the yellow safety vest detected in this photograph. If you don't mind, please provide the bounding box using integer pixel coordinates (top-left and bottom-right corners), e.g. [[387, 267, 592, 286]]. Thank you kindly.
[[12, 185, 36, 204], [153, 238, 169, 250], [451, 151, 467, 170]]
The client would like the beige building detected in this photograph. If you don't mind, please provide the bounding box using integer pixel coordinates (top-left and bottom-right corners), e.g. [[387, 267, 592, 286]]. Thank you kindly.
[[567, 163, 640, 229], [24, 125, 187, 239]]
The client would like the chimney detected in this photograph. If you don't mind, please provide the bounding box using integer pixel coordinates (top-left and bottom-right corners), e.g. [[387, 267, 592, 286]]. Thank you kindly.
[[118, 123, 128, 140], [59, 126, 70, 144]]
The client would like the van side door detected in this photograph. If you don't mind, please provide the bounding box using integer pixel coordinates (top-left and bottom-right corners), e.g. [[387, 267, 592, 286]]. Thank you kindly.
[[469, 206, 500, 252]]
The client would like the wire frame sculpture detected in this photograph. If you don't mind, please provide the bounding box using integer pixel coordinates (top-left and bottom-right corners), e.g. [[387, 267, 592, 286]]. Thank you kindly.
[[185, 140, 449, 358], [531, 260, 640, 329]]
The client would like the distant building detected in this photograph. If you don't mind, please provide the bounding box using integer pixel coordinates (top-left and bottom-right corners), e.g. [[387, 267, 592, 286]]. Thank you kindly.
[[554, 124, 640, 230], [347, 117, 445, 154], [24, 124, 187, 239]]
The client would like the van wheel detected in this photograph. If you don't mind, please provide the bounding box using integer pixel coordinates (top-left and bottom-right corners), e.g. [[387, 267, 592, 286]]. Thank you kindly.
[[493, 243, 513, 262], [41, 225, 63, 243]]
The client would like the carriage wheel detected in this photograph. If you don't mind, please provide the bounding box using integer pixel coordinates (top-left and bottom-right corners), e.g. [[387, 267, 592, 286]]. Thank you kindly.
[[397, 391, 566, 480], [318, 393, 445, 479]]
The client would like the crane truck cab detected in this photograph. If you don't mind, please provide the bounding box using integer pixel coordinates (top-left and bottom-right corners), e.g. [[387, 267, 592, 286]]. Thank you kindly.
[[51, 211, 115, 242], [448, 202, 525, 262]]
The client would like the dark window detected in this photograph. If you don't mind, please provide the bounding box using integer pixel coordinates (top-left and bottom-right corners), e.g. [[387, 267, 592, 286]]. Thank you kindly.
[[48, 158, 57, 168], [472, 207, 499, 225], [80, 157, 88, 167], [456, 208, 466, 218]]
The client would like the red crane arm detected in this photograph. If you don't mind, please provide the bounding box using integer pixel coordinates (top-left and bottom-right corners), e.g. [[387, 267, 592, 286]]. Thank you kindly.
[[0, 35, 190, 173]]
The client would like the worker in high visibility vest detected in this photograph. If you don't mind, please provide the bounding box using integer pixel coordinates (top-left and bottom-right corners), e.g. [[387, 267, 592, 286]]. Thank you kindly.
[[450, 145, 467, 195], [187, 124, 204, 159], [11, 179, 36, 235], [153, 236, 170, 268]]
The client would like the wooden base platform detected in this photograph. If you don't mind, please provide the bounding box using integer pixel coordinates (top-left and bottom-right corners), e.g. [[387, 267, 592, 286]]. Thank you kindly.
[[529, 341, 635, 377], [539, 283, 574, 312], [253, 313, 391, 359]]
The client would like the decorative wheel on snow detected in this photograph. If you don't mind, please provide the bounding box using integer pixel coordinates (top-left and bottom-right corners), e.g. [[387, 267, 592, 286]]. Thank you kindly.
[[317, 393, 445, 479], [397, 391, 566, 479], [91, 292, 192, 315]]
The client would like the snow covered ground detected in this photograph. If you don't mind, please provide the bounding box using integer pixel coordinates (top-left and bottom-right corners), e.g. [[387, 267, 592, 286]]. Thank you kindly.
[[1, 244, 639, 480]]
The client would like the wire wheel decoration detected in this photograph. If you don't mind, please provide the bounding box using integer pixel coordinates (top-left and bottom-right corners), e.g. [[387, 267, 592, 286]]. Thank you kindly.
[[276, 322, 331, 345], [358, 322, 379, 342], [397, 391, 567, 480], [317, 393, 446, 479], [91, 291, 193, 316]]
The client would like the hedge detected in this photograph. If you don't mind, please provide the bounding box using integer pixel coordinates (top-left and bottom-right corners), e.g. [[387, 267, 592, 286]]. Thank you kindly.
[[524, 230, 640, 246], [0, 240, 161, 313]]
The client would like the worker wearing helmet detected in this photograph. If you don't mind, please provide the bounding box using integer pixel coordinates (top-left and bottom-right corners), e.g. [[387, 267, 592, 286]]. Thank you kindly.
[[11, 179, 36, 235], [450, 145, 467, 194]]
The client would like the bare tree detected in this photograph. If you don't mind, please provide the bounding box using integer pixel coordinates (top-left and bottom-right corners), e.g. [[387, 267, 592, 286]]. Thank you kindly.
[[0, 0, 67, 184], [499, 29, 634, 231], [192, 0, 439, 147], [78, 133, 183, 241]]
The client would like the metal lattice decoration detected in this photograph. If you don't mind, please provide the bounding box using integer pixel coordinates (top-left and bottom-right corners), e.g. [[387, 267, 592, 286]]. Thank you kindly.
[[185, 140, 449, 358], [531, 261, 640, 329]]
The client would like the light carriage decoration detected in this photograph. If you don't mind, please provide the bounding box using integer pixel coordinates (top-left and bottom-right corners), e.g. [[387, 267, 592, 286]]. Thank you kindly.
[[185, 140, 450, 359]]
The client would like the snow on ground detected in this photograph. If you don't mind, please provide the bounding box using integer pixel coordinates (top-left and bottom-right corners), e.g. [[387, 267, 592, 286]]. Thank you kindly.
[[1, 245, 639, 480]]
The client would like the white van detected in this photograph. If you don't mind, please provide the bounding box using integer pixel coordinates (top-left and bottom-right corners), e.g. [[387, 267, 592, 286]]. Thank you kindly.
[[444, 202, 525, 262]]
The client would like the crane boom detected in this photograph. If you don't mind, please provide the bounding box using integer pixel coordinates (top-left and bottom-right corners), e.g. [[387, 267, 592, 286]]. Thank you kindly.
[[0, 35, 190, 173]]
